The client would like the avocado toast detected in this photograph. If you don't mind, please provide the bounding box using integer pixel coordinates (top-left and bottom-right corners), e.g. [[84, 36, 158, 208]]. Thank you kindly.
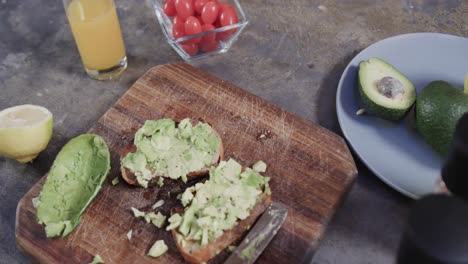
[[120, 118, 274, 262], [168, 159, 272, 263], [120, 118, 224, 188]]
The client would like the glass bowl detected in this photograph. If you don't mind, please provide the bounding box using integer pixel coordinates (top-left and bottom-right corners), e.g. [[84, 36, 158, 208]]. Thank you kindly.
[[151, 0, 248, 61]]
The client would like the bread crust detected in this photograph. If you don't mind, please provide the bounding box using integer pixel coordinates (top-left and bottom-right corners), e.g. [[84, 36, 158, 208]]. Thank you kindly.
[[120, 119, 224, 187], [172, 192, 272, 264]]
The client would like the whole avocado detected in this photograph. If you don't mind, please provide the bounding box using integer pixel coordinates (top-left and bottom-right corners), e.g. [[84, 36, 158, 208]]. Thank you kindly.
[[416, 81, 468, 155]]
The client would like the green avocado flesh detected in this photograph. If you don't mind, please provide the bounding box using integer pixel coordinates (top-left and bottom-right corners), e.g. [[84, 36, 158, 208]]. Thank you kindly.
[[121, 118, 220, 188], [174, 159, 270, 246], [416, 81, 468, 155], [359, 58, 416, 121], [37, 134, 110, 238], [148, 240, 168, 258]]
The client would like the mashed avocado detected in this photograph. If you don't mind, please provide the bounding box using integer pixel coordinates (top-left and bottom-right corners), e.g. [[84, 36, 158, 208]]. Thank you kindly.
[[37, 134, 110, 238], [121, 118, 220, 188], [177, 159, 270, 245]]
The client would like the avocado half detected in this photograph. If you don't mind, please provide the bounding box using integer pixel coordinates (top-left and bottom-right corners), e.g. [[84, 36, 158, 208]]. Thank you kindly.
[[37, 134, 110, 237], [416, 81, 468, 155], [358, 58, 416, 121]]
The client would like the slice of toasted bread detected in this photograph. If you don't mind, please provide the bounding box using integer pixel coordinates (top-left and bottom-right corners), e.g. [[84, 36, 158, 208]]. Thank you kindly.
[[172, 192, 272, 264], [120, 118, 224, 187]]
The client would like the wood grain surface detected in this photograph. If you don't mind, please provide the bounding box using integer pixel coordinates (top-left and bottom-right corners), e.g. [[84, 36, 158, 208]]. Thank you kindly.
[[15, 63, 357, 264]]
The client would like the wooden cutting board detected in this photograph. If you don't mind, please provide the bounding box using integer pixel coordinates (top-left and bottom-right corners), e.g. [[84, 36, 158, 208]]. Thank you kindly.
[[16, 63, 357, 264]]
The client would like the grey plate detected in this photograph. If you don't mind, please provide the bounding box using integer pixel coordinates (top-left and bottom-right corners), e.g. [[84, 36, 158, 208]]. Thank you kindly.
[[336, 33, 468, 199]]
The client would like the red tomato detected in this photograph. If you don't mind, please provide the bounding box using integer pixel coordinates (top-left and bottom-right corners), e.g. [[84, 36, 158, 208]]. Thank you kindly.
[[173, 16, 185, 27], [219, 6, 237, 27], [200, 40, 219, 52], [182, 43, 199, 56], [217, 2, 230, 13], [216, 29, 236, 41], [185, 16, 202, 36], [201, 24, 216, 42], [216, 6, 238, 41], [164, 0, 177, 16], [201, 1, 219, 25], [174, 0, 194, 20], [184, 16, 202, 44], [172, 21, 185, 39], [213, 19, 221, 28], [194, 0, 208, 14]]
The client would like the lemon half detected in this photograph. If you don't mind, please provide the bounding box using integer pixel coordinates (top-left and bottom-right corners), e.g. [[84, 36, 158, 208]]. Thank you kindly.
[[0, 105, 53, 163]]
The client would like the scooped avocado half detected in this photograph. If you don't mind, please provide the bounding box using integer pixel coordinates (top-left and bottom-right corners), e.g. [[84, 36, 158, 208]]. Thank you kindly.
[[358, 58, 416, 121], [37, 134, 110, 238]]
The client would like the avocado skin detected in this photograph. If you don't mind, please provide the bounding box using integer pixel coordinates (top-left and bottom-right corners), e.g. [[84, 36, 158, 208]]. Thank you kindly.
[[359, 82, 410, 121], [416, 81, 468, 155]]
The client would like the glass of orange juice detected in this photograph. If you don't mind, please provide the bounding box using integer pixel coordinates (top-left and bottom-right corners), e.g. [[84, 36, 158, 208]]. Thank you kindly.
[[63, 0, 127, 80]]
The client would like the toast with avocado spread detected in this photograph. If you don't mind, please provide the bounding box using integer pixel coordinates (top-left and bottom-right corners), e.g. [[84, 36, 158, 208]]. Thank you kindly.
[[120, 118, 224, 188], [167, 159, 272, 263]]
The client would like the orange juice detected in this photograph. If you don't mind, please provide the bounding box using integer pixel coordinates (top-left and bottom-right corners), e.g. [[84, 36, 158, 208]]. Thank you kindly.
[[67, 0, 126, 71]]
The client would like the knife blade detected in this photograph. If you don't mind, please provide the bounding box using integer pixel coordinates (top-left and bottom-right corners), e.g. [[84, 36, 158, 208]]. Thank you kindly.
[[224, 202, 288, 264]]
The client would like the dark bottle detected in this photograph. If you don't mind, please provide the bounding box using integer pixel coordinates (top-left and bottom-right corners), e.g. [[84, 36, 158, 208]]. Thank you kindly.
[[397, 194, 468, 264], [440, 113, 468, 200], [397, 113, 468, 263]]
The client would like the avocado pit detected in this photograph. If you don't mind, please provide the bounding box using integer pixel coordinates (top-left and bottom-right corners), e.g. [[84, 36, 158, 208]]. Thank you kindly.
[[377, 76, 405, 99]]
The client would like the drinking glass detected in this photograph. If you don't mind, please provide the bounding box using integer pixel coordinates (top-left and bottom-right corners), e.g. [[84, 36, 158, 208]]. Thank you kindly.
[[63, 0, 127, 80]]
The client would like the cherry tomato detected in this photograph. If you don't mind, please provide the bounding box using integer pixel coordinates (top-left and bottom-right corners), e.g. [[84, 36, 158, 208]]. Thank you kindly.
[[175, 0, 194, 20], [219, 6, 237, 27], [200, 40, 219, 52], [184, 16, 202, 44], [216, 6, 237, 41], [217, 29, 236, 41], [201, 24, 216, 42], [172, 21, 185, 39], [182, 43, 199, 56], [201, 1, 219, 25], [213, 19, 221, 28], [217, 2, 230, 13], [173, 16, 185, 27], [194, 0, 208, 14], [164, 0, 177, 16]]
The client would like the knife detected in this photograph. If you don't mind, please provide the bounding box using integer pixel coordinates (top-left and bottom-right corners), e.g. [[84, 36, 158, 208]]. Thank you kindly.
[[224, 202, 288, 264]]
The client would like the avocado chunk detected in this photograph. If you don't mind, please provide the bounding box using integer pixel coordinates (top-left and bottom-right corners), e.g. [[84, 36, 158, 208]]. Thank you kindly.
[[36, 134, 110, 238], [148, 240, 168, 258], [89, 255, 104, 264], [416, 81, 468, 155], [358, 58, 416, 121]]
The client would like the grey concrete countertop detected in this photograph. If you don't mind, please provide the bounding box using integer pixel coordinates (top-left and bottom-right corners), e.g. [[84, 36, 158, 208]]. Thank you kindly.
[[1, 0, 467, 263]]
